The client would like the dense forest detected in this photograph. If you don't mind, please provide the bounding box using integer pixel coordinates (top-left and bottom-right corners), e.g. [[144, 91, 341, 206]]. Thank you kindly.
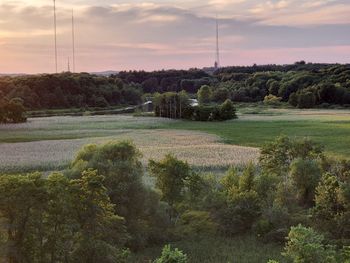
[[0, 63, 349, 112], [1, 137, 350, 262]]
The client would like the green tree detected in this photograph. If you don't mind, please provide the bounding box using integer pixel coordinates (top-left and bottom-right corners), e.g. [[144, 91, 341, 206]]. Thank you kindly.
[[239, 163, 256, 192], [219, 99, 237, 120], [289, 92, 298, 107], [154, 245, 187, 263], [260, 136, 323, 176], [283, 225, 336, 263], [297, 91, 316, 109], [45, 173, 75, 263], [148, 155, 192, 208], [197, 85, 212, 105], [312, 173, 349, 240], [68, 141, 159, 249], [70, 169, 128, 263], [290, 158, 321, 206], [0, 173, 46, 263]]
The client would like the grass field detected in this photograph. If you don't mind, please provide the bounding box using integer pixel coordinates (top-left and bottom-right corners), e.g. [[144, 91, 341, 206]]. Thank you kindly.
[[0, 129, 258, 173], [165, 108, 350, 158], [1, 108, 350, 172]]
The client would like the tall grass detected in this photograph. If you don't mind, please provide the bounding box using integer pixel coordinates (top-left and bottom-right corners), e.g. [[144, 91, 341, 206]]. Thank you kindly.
[[130, 234, 285, 263]]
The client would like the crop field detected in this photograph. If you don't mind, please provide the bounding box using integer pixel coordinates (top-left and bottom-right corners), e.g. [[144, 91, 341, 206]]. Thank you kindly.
[[1, 108, 350, 173]]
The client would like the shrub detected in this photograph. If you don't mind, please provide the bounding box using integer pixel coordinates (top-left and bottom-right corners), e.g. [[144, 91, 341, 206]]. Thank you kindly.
[[0, 98, 27, 123], [154, 245, 188, 263], [283, 224, 336, 263], [297, 91, 316, 108], [174, 210, 218, 238], [149, 154, 192, 208], [197, 85, 212, 104], [290, 158, 321, 207], [219, 99, 237, 120], [219, 190, 261, 235], [264, 95, 282, 106]]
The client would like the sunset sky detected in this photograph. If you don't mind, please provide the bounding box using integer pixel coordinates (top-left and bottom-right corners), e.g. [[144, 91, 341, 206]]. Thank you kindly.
[[0, 0, 349, 73]]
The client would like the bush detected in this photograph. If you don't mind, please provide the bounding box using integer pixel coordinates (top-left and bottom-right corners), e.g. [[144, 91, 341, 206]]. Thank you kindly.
[[290, 158, 321, 207], [283, 224, 336, 263], [297, 91, 316, 108], [0, 98, 27, 123], [219, 190, 261, 235], [174, 210, 218, 238], [219, 99, 237, 120], [197, 85, 212, 104], [154, 245, 188, 263], [264, 95, 282, 106]]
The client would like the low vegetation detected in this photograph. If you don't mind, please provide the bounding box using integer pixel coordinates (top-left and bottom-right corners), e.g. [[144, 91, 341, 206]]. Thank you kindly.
[[1, 135, 350, 262], [0, 97, 26, 123]]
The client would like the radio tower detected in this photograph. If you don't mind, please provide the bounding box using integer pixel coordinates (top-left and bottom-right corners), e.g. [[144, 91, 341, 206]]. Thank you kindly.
[[53, 0, 58, 73], [72, 9, 76, 72], [214, 15, 220, 69]]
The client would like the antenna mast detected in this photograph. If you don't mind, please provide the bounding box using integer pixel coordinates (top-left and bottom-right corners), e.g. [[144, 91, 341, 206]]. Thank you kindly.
[[53, 0, 58, 73], [215, 15, 220, 69], [72, 9, 76, 72]]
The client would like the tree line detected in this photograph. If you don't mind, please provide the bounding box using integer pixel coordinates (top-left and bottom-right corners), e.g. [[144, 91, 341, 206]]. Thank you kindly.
[[1, 136, 350, 262], [0, 73, 142, 110], [1, 63, 349, 112]]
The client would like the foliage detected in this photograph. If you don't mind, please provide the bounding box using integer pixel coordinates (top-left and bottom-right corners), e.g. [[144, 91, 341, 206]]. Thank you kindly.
[[174, 210, 218, 238], [1, 64, 350, 112], [0, 98, 26, 123], [283, 225, 337, 263], [68, 141, 169, 249], [289, 158, 321, 207], [149, 154, 194, 208], [197, 85, 212, 105], [0, 73, 142, 110], [0, 170, 128, 263], [264, 95, 282, 106], [312, 173, 350, 241], [217, 164, 261, 235], [260, 136, 323, 176], [154, 245, 188, 263], [153, 91, 190, 119]]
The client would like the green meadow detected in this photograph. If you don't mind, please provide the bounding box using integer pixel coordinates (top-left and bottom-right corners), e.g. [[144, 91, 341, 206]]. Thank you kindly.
[[1, 108, 350, 157]]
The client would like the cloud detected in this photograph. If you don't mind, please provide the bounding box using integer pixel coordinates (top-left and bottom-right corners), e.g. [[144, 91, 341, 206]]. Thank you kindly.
[[0, 0, 349, 73]]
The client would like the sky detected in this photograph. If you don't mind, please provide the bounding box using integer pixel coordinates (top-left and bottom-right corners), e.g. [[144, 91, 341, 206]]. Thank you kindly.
[[0, 0, 349, 73]]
